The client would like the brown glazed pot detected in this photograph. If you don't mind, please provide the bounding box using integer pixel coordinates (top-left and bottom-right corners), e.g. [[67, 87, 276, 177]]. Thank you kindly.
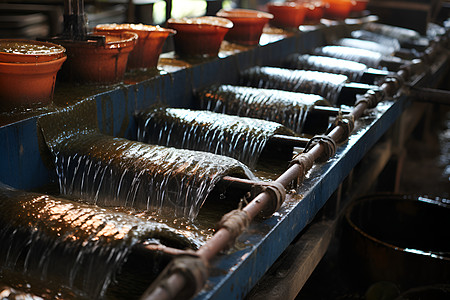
[[94, 23, 175, 70], [0, 39, 67, 110], [167, 16, 233, 59], [342, 194, 450, 290], [266, 2, 307, 29], [57, 31, 137, 84], [216, 9, 273, 46]]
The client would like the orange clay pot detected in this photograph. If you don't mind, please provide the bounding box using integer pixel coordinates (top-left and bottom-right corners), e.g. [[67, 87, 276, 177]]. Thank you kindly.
[[94, 23, 175, 70], [352, 0, 368, 12], [0, 39, 66, 63], [167, 16, 233, 58], [57, 31, 137, 84], [324, 0, 355, 19], [216, 9, 273, 46], [0, 56, 66, 109], [303, 1, 326, 23], [266, 2, 307, 29]]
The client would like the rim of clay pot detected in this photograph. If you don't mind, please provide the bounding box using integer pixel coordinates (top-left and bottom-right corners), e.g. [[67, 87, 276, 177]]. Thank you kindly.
[[0, 39, 66, 63], [216, 8, 274, 20], [345, 195, 450, 260], [167, 16, 234, 30], [59, 32, 138, 52], [94, 23, 176, 35], [0, 55, 67, 74], [267, 1, 306, 8]]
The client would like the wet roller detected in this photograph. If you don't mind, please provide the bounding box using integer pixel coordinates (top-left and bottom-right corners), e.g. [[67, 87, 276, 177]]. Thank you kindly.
[[239, 66, 379, 106], [363, 22, 429, 50], [0, 184, 200, 300], [334, 38, 399, 56], [351, 30, 402, 53], [196, 85, 347, 135], [135, 107, 309, 169], [313, 45, 406, 71], [283, 54, 390, 84], [38, 104, 262, 221], [350, 29, 421, 60]]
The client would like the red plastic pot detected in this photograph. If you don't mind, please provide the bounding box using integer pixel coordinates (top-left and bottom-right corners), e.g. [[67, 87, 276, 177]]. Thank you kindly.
[[167, 16, 233, 58], [57, 31, 137, 84], [266, 2, 307, 29], [94, 23, 175, 70], [0, 39, 66, 63], [216, 9, 273, 46], [0, 56, 66, 110]]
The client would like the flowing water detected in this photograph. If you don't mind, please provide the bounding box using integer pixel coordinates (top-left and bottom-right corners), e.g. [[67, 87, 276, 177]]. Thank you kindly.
[[0, 185, 198, 299], [239, 67, 347, 105], [196, 85, 330, 134], [363, 23, 422, 43], [135, 107, 295, 169], [351, 30, 401, 52], [283, 54, 367, 82], [335, 38, 397, 56], [313, 45, 383, 68], [38, 102, 255, 221]]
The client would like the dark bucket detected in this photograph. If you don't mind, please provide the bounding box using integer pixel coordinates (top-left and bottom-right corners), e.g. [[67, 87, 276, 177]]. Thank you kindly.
[[342, 194, 450, 290]]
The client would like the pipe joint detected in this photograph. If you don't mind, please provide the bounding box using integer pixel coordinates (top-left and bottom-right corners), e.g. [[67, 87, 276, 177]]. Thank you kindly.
[[289, 151, 315, 185], [330, 112, 355, 143], [304, 134, 337, 163], [355, 88, 384, 109], [141, 254, 208, 300], [217, 209, 251, 247]]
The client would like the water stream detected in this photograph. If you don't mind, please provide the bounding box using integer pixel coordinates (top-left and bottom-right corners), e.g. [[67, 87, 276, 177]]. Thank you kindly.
[[239, 67, 348, 105], [135, 107, 295, 169], [313, 45, 384, 68], [38, 103, 255, 220], [0, 185, 197, 299], [283, 54, 367, 82], [196, 85, 330, 134]]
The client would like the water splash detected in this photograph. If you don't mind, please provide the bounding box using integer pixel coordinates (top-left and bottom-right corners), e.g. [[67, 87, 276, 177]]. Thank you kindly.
[[0, 185, 195, 299], [239, 66, 347, 105], [196, 85, 330, 134], [135, 107, 295, 169], [38, 102, 255, 220], [313, 45, 383, 68], [283, 54, 367, 82]]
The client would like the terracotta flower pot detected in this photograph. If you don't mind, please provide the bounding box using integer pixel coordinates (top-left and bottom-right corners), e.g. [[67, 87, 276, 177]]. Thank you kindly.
[[0, 56, 66, 110], [167, 16, 233, 59], [94, 23, 175, 70], [324, 0, 355, 19], [352, 0, 368, 12], [303, 1, 326, 23], [216, 9, 273, 46], [266, 2, 307, 29], [0, 39, 66, 63], [57, 31, 137, 84]]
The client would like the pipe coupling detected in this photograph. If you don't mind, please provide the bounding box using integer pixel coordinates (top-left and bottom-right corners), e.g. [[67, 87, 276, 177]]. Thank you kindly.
[[217, 209, 251, 247], [304, 134, 337, 163]]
